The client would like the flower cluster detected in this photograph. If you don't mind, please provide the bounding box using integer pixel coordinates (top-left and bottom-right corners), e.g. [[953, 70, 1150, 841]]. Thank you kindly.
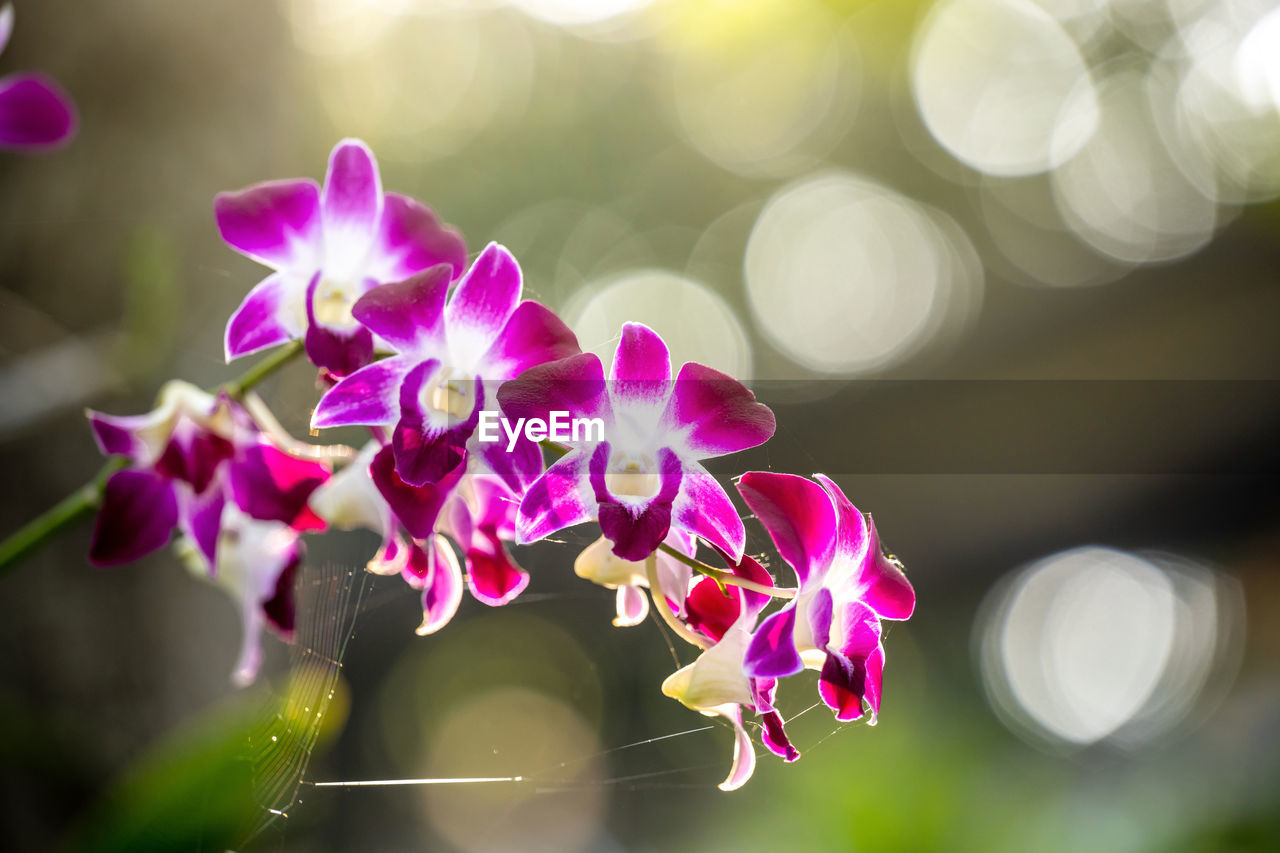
[[84, 139, 915, 790]]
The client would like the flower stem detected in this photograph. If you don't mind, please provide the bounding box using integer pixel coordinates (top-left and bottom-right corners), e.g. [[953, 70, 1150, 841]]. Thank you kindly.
[[645, 553, 710, 650], [657, 543, 796, 600], [0, 341, 306, 577]]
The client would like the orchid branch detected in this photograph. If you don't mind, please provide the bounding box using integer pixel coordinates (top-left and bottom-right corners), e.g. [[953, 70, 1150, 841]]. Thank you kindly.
[[0, 341, 306, 576]]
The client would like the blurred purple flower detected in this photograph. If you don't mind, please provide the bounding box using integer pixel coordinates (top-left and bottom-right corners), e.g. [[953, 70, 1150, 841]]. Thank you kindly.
[[0, 5, 76, 152], [498, 322, 775, 562], [87, 382, 331, 684], [214, 138, 467, 373], [736, 472, 915, 724]]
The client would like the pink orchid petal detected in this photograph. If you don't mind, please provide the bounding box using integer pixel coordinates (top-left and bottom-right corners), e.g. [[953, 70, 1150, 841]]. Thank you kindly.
[[813, 474, 869, 562], [614, 584, 649, 627], [370, 445, 462, 539], [228, 441, 331, 532], [465, 532, 529, 606], [718, 704, 758, 792], [760, 709, 800, 762], [214, 179, 321, 270], [736, 471, 836, 587], [262, 548, 302, 637], [89, 470, 177, 566], [321, 139, 382, 272], [444, 243, 523, 368], [87, 410, 150, 462], [224, 273, 294, 361], [855, 516, 916, 621], [608, 322, 671, 408], [350, 265, 451, 355], [515, 449, 595, 544], [743, 604, 804, 679], [369, 192, 467, 283], [417, 535, 465, 635], [0, 72, 76, 151], [0, 6, 13, 54], [666, 362, 775, 458], [312, 355, 412, 429], [496, 352, 609, 427], [684, 577, 741, 643], [178, 481, 226, 571], [478, 300, 581, 381], [671, 461, 745, 562]]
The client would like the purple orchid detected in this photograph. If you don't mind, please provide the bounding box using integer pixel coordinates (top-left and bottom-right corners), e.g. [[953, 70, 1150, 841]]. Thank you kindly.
[[214, 138, 467, 374], [736, 472, 915, 724], [661, 553, 799, 791], [310, 242, 579, 487], [0, 5, 76, 152], [497, 322, 775, 563], [88, 382, 332, 684]]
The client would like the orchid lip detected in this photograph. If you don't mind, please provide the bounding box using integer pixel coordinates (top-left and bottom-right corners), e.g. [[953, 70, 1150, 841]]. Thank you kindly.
[[418, 365, 478, 424], [603, 448, 661, 501]]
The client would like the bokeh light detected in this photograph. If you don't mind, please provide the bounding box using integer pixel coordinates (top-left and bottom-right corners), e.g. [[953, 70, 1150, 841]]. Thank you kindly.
[[660, 0, 859, 177], [912, 0, 1099, 177], [978, 546, 1244, 748], [566, 269, 752, 378], [744, 170, 982, 375]]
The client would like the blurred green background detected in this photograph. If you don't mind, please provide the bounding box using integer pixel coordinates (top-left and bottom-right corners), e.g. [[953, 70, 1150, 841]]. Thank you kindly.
[[2, 0, 1279, 850]]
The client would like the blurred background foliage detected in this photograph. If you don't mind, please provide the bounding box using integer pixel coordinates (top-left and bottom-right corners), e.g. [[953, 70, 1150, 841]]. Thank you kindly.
[[1, 0, 1279, 850]]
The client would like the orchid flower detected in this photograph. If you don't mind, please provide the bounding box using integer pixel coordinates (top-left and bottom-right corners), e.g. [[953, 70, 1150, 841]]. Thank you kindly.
[[736, 472, 915, 723], [89, 383, 331, 685], [87, 381, 247, 568], [497, 322, 775, 563], [661, 553, 799, 791], [214, 138, 466, 374], [0, 5, 76, 152], [310, 242, 579, 487]]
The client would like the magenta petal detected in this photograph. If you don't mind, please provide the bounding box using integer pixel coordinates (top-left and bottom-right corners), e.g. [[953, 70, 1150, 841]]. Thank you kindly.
[[87, 411, 148, 461], [214, 179, 321, 269], [671, 462, 745, 562], [818, 649, 866, 722], [154, 423, 235, 494], [445, 243, 522, 364], [466, 531, 529, 606], [351, 266, 451, 354], [228, 442, 331, 531], [391, 361, 475, 486], [743, 605, 804, 679], [736, 472, 836, 587], [684, 577, 741, 643], [322, 139, 382, 247], [370, 445, 462, 539], [515, 449, 595, 544], [225, 274, 293, 361], [312, 356, 411, 429], [609, 322, 671, 407], [0, 73, 76, 151], [591, 444, 682, 561], [855, 517, 916, 621], [666, 362, 775, 457], [419, 536, 465, 635], [760, 710, 800, 762], [262, 547, 302, 637], [89, 470, 177, 566], [497, 352, 608, 426], [370, 192, 467, 283], [478, 300, 581, 381], [808, 585, 834, 650], [179, 483, 226, 570], [474, 429, 544, 497]]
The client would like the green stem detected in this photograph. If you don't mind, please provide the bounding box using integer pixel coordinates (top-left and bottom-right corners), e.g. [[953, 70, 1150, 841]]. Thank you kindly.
[[657, 542, 796, 600], [0, 341, 306, 577]]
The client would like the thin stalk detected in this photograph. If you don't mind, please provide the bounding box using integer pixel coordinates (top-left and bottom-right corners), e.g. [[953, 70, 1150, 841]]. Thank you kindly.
[[657, 542, 796, 600], [0, 341, 306, 577]]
